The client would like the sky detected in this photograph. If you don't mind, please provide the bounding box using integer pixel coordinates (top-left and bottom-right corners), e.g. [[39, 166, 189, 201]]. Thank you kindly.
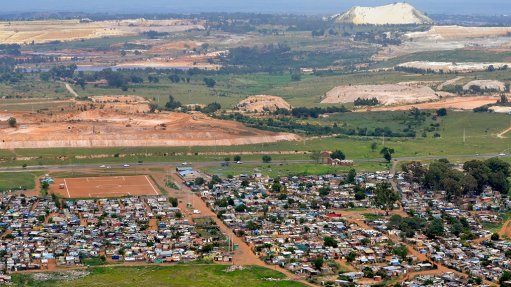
[[1, 0, 510, 15]]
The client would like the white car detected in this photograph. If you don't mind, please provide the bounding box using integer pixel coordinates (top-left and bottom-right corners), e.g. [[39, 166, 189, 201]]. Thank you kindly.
[[106, 166, 111, 169], [236, 161, 243, 164], [499, 153, 507, 156], [99, 165, 106, 168], [182, 162, 189, 166], [193, 210, 201, 214], [122, 164, 130, 167]]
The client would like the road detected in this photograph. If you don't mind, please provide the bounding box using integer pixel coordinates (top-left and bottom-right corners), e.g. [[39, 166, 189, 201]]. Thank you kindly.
[[64, 83, 80, 98], [2, 152, 509, 173]]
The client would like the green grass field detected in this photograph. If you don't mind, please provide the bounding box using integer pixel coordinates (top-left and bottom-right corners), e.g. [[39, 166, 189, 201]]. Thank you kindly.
[[0, 172, 39, 192], [11, 265, 308, 287]]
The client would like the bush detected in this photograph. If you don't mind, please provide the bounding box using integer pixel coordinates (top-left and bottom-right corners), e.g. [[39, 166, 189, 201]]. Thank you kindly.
[[262, 155, 272, 163]]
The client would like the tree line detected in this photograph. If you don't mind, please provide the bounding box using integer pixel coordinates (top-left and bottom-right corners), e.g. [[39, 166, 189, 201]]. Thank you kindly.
[[402, 158, 510, 201]]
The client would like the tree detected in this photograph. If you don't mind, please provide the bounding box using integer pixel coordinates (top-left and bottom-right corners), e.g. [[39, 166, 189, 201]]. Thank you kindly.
[[165, 95, 182, 110], [313, 256, 324, 270], [380, 147, 395, 162], [262, 155, 272, 163], [436, 108, 447, 117], [402, 161, 426, 184], [392, 245, 408, 259], [373, 182, 400, 215], [234, 155, 241, 162], [370, 142, 378, 152], [346, 251, 357, 263], [425, 218, 445, 239], [323, 236, 338, 248], [194, 177, 205, 186], [203, 77, 216, 88], [346, 169, 356, 184], [203, 102, 221, 114], [500, 270, 511, 286], [310, 151, 321, 164], [330, 150, 346, 160], [40, 72, 51, 82], [491, 233, 500, 241], [7, 117, 16, 127]]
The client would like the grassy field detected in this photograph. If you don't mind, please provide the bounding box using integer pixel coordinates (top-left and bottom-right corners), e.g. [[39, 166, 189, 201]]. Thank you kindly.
[[11, 265, 308, 287], [204, 161, 389, 177], [0, 172, 39, 192]]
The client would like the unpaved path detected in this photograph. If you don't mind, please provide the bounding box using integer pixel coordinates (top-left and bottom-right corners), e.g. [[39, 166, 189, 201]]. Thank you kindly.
[[65, 83, 79, 98], [497, 126, 511, 139], [163, 172, 315, 286], [499, 218, 511, 239], [336, 208, 490, 284], [437, 76, 464, 91]]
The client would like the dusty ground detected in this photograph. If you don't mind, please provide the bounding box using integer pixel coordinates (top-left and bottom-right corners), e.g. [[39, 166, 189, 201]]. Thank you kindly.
[[0, 19, 204, 44], [91, 95, 151, 113], [398, 61, 511, 74], [50, 175, 159, 198], [364, 96, 499, 112], [407, 26, 511, 41], [236, 95, 292, 113], [374, 25, 511, 60], [463, 80, 506, 91], [115, 51, 224, 70], [0, 106, 299, 149], [321, 82, 453, 106]]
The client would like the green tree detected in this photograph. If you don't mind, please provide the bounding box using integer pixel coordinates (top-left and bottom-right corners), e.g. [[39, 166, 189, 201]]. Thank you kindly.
[[323, 236, 338, 248], [380, 147, 395, 162], [310, 151, 321, 164], [402, 161, 426, 184], [262, 155, 272, 163], [7, 117, 16, 127], [313, 256, 324, 270], [194, 177, 205, 186], [331, 150, 346, 160], [203, 77, 216, 88], [234, 155, 242, 162], [373, 182, 400, 215], [346, 169, 356, 184], [425, 218, 445, 239], [370, 142, 378, 152]]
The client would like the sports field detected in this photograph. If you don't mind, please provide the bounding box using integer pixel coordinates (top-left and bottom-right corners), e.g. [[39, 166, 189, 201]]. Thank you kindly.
[[53, 175, 160, 198]]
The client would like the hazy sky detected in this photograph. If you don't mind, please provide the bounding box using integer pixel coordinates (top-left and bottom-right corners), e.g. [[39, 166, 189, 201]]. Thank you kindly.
[[2, 0, 510, 15]]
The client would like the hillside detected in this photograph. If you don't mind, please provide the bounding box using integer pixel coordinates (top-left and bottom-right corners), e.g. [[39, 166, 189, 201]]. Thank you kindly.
[[334, 3, 433, 25], [236, 95, 292, 113]]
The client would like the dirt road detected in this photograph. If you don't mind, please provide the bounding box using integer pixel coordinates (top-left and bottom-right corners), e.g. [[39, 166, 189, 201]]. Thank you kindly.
[[163, 172, 316, 286], [497, 126, 511, 139], [64, 83, 80, 98]]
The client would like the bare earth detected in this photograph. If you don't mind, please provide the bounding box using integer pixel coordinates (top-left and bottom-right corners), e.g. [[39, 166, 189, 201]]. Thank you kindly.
[[374, 25, 511, 60], [0, 109, 299, 149], [365, 96, 499, 112], [321, 82, 454, 106], [0, 19, 204, 44], [236, 95, 292, 113], [398, 61, 511, 74]]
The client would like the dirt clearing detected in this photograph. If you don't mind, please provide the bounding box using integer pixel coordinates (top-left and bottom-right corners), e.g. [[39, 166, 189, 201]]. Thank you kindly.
[[51, 175, 159, 198], [0, 105, 299, 149], [365, 96, 499, 111], [321, 82, 453, 106]]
